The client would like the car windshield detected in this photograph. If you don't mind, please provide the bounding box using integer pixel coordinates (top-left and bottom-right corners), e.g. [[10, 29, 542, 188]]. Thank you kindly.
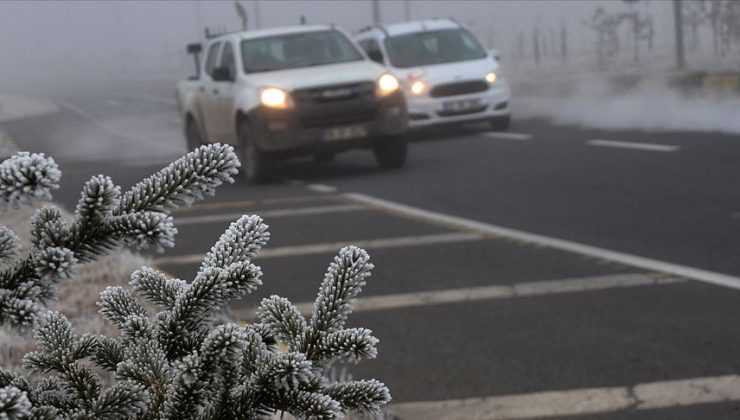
[[384, 28, 487, 68], [241, 30, 364, 73]]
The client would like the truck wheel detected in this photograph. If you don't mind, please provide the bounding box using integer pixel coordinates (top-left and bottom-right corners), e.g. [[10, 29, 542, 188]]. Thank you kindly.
[[238, 121, 270, 183], [373, 134, 407, 169], [185, 118, 203, 150], [490, 115, 511, 131]]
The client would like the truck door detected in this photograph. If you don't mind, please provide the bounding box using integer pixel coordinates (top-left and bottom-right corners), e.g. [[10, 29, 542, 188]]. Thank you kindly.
[[211, 42, 238, 144], [201, 41, 223, 142]]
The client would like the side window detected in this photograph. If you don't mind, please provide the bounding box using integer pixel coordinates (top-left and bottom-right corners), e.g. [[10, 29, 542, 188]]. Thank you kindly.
[[220, 42, 236, 79], [205, 42, 222, 77], [360, 38, 384, 64]]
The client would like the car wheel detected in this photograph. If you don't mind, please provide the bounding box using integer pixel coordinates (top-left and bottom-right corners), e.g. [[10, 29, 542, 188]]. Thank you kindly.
[[373, 134, 407, 169], [185, 118, 203, 150], [238, 121, 271, 183], [490, 115, 511, 131], [314, 151, 335, 164]]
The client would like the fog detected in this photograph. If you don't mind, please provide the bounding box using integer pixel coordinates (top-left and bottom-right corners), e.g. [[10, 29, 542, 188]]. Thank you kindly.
[[1, 0, 738, 133]]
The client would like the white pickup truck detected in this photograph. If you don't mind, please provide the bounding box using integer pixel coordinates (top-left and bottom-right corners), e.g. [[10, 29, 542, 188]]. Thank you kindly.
[[176, 25, 408, 182]]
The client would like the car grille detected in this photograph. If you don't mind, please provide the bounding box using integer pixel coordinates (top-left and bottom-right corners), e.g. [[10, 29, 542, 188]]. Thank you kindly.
[[436, 105, 488, 117], [293, 81, 378, 128], [429, 80, 489, 98]]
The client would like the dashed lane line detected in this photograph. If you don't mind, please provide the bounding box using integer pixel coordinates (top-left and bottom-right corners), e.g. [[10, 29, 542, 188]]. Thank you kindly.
[[175, 204, 364, 226], [481, 132, 533, 141], [587, 139, 680, 152], [152, 232, 482, 266], [345, 192, 740, 291], [233, 273, 684, 319], [390, 374, 740, 419]]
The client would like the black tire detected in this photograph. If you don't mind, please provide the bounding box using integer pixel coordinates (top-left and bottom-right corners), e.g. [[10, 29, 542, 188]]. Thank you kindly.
[[490, 115, 511, 131], [373, 134, 407, 169], [313, 152, 335, 164], [185, 118, 203, 150], [238, 121, 271, 183]]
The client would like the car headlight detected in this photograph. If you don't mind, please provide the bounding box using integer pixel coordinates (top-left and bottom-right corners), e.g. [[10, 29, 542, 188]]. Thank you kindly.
[[409, 80, 427, 95], [376, 73, 400, 97], [485, 71, 497, 84], [260, 87, 292, 109]]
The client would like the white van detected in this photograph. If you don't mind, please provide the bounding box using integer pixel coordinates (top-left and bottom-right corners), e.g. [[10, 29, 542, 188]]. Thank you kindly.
[[355, 19, 511, 130]]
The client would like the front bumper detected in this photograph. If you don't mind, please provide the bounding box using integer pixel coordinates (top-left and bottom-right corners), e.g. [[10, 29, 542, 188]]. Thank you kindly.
[[405, 81, 511, 128], [247, 91, 407, 156]]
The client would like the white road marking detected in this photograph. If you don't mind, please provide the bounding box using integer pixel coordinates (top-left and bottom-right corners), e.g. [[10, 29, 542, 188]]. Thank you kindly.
[[175, 204, 364, 226], [175, 195, 339, 213], [587, 139, 680, 152], [481, 132, 533, 141], [152, 232, 481, 266], [114, 92, 177, 106], [345, 192, 740, 291], [390, 374, 740, 419], [234, 273, 683, 319], [307, 183, 338, 193]]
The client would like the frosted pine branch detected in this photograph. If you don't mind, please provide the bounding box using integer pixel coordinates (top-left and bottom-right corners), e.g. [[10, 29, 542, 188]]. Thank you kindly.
[[0, 144, 239, 328], [0, 152, 60, 210], [116, 143, 240, 214]]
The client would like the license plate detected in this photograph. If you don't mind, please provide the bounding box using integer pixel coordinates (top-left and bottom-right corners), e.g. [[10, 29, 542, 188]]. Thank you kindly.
[[321, 125, 367, 142], [442, 98, 482, 112]]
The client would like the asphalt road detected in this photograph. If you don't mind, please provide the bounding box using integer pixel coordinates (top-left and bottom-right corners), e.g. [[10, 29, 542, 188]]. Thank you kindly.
[[3, 77, 740, 419]]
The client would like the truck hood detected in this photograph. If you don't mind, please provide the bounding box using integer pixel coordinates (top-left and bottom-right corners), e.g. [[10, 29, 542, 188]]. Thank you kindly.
[[393, 57, 500, 86], [247, 60, 386, 91]]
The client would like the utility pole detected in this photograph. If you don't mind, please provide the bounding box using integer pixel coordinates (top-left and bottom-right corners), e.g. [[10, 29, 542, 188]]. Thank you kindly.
[[404, 0, 411, 21], [372, 0, 381, 24], [673, 0, 685, 69], [254, 0, 262, 29]]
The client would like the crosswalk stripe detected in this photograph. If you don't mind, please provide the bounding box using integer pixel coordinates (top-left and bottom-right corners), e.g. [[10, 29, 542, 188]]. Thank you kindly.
[[233, 273, 683, 320], [153, 232, 482, 266], [175, 204, 364, 226]]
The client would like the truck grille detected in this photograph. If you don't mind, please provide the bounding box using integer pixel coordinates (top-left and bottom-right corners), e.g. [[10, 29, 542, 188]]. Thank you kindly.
[[293, 81, 378, 128], [430, 80, 489, 98], [293, 81, 375, 105]]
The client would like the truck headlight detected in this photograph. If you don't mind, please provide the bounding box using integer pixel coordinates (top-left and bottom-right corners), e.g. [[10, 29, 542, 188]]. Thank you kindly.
[[485, 71, 497, 84], [260, 87, 292, 109], [409, 80, 427, 95], [376, 73, 400, 97]]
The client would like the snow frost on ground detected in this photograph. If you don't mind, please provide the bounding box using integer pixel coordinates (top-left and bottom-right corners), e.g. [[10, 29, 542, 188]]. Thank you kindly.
[[0, 93, 59, 123]]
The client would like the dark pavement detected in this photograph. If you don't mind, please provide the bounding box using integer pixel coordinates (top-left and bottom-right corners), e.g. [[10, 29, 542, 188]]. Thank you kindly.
[[3, 77, 740, 418]]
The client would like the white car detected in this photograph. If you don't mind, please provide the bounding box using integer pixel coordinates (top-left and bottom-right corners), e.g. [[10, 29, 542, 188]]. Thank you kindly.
[[177, 25, 408, 182], [355, 19, 511, 130]]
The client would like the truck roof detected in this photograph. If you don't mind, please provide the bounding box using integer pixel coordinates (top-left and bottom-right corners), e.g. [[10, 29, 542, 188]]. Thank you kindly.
[[213, 25, 335, 42]]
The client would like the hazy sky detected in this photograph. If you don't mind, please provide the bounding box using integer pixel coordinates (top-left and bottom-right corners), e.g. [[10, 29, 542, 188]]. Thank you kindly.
[[0, 0, 676, 83]]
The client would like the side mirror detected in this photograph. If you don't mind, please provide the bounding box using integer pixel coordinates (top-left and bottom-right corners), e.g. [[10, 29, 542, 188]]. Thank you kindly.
[[187, 43, 203, 54], [212, 66, 233, 82], [489, 49, 501, 62], [367, 49, 385, 64]]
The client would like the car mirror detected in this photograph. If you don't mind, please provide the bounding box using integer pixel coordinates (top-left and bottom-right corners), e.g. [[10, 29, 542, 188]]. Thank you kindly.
[[212, 66, 233, 82], [367, 49, 385, 64], [489, 49, 501, 62]]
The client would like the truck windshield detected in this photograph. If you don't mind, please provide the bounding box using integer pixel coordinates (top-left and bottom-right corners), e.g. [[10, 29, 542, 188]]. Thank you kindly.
[[241, 30, 364, 73], [384, 28, 487, 68]]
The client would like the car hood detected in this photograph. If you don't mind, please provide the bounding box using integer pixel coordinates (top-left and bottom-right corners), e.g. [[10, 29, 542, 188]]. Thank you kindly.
[[246, 60, 386, 91], [393, 57, 500, 86]]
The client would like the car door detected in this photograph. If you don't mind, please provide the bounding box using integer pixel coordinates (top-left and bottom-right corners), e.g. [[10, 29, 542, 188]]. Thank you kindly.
[[212, 41, 238, 144], [201, 41, 222, 142]]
